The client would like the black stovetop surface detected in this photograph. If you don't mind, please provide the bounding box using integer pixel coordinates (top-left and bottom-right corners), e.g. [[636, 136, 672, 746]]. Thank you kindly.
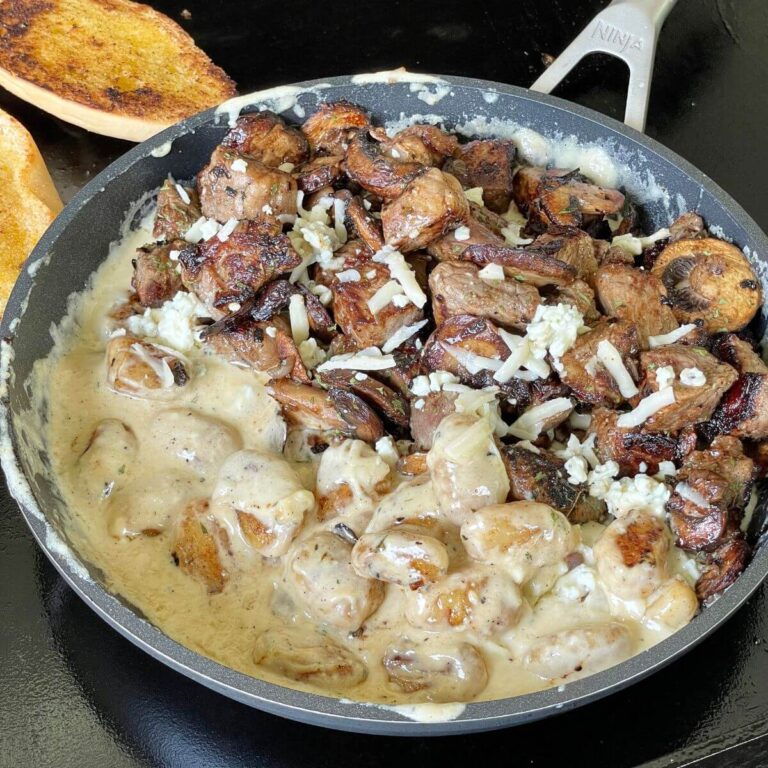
[[2, 1, 768, 765]]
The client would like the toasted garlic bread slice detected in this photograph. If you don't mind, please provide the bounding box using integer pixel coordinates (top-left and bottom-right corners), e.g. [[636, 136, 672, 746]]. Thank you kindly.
[[0, 0, 236, 142], [0, 107, 62, 317]]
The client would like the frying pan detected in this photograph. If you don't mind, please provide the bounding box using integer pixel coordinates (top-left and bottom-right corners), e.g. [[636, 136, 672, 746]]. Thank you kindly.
[[2, 7, 768, 739]]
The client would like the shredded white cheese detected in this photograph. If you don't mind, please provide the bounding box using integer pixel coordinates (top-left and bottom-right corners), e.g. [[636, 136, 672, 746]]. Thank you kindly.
[[317, 347, 396, 372], [441, 343, 502, 374], [230, 158, 248, 173], [596, 339, 638, 398], [453, 225, 471, 242], [654, 365, 676, 390], [336, 269, 361, 283], [381, 319, 428, 354], [410, 370, 460, 396], [507, 398, 573, 441], [298, 338, 327, 369], [175, 184, 191, 205], [680, 367, 706, 387], [125, 291, 208, 353], [372, 246, 427, 308], [216, 217, 238, 242], [288, 294, 310, 345], [611, 228, 670, 256], [367, 280, 405, 315], [675, 482, 710, 509], [648, 323, 697, 348], [477, 263, 505, 282], [616, 387, 676, 428], [464, 187, 484, 205]]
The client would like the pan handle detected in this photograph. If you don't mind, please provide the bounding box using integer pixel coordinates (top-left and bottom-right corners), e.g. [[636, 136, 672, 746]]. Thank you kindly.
[[529, 0, 678, 133]]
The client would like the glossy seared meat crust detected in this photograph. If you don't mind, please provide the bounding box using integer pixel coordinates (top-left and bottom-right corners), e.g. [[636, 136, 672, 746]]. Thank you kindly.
[[153, 179, 201, 241], [221, 111, 309, 168], [132, 240, 185, 307]]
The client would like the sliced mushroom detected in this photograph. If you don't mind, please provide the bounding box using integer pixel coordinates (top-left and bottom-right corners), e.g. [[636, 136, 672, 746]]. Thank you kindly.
[[268, 379, 384, 443], [429, 261, 540, 330], [696, 533, 751, 602], [381, 124, 459, 167], [501, 445, 605, 524], [301, 101, 370, 156], [254, 627, 367, 689], [383, 638, 488, 702], [204, 314, 309, 381], [381, 167, 469, 252], [316, 368, 410, 431], [295, 155, 345, 194], [106, 335, 188, 400], [172, 499, 228, 594], [461, 242, 577, 287], [221, 111, 309, 167], [344, 130, 424, 199], [651, 238, 762, 332]]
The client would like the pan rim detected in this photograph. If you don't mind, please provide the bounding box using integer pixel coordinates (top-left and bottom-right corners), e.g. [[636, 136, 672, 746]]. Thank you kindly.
[[2, 71, 767, 736]]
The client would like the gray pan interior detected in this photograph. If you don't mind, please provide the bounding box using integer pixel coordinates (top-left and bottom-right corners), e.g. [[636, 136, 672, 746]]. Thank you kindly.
[[2, 74, 767, 736]]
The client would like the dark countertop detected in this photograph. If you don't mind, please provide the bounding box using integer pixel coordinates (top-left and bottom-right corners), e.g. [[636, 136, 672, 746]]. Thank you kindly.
[[2, 1, 768, 765]]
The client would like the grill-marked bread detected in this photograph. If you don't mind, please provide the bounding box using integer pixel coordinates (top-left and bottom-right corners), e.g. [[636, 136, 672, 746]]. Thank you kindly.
[[0, 0, 237, 142], [0, 107, 62, 317]]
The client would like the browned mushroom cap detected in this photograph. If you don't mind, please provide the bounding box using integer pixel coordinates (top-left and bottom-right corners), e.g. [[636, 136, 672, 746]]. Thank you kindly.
[[651, 238, 762, 332], [461, 242, 576, 287], [501, 445, 605, 524], [301, 101, 370, 156], [528, 171, 625, 232], [595, 263, 678, 347], [421, 314, 510, 384], [429, 261, 540, 330], [443, 139, 517, 213], [316, 368, 410, 431], [381, 124, 459, 167], [696, 533, 751, 602], [172, 499, 228, 594], [344, 130, 425, 199], [106, 335, 189, 400], [204, 314, 310, 382], [381, 168, 469, 252], [268, 379, 383, 443], [221, 111, 309, 167], [343, 194, 385, 253], [295, 155, 345, 194]]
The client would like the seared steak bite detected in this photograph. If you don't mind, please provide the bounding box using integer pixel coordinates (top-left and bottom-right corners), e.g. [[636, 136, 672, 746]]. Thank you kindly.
[[330, 259, 423, 348], [381, 168, 469, 252], [637, 345, 738, 433], [711, 333, 767, 374], [560, 320, 641, 406], [545, 279, 601, 324], [595, 264, 678, 348], [531, 228, 600, 287], [301, 101, 370, 156], [197, 146, 297, 222], [669, 211, 706, 242], [178, 221, 302, 313], [708, 372, 768, 440], [429, 261, 540, 330], [667, 435, 755, 552], [344, 130, 424, 200], [501, 445, 605, 523], [132, 240, 184, 307], [153, 179, 201, 241], [410, 391, 460, 450], [590, 407, 680, 476], [422, 314, 510, 384], [443, 139, 517, 213], [343, 194, 385, 253], [221, 111, 309, 168]]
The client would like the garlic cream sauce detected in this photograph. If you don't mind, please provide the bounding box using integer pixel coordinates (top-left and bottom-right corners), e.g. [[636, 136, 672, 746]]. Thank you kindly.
[[36, 206, 691, 719]]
